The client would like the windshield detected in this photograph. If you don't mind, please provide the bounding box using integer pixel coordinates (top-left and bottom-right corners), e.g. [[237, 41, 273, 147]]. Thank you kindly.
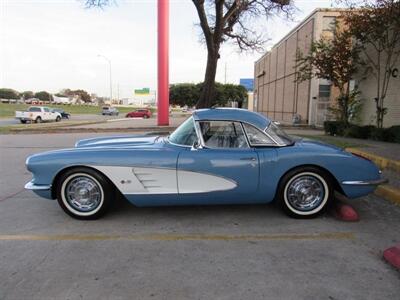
[[168, 117, 198, 146], [265, 122, 294, 146]]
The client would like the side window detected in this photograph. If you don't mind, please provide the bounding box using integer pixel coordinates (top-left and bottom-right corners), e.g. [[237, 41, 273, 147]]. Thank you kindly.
[[29, 107, 41, 112], [199, 121, 248, 149], [43, 108, 50, 112], [243, 123, 275, 146]]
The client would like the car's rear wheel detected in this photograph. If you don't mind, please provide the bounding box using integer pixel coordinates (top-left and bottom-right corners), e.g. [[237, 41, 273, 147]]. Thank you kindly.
[[56, 168, 112, 220], [35, 117, 42, 123], [277, 167, 332, 218], [20, 120, 26, 124], [143, 115, 149, 119]]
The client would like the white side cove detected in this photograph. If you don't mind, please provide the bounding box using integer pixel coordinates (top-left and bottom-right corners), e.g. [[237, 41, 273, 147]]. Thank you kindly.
[[90, 166, 237, 194], [177, 170, 236, 193]]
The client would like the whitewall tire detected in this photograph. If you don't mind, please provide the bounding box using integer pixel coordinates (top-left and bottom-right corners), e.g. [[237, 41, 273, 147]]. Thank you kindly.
[[277, 167, 332, 218], [56, 168, 112, 220]]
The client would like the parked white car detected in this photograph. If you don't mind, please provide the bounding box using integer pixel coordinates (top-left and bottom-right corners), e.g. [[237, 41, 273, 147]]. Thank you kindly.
[[15, 106, 62, 124]]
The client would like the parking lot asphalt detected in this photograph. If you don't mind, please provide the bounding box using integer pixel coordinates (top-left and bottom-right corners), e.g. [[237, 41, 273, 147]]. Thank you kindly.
[[0, 133, 399, 299]]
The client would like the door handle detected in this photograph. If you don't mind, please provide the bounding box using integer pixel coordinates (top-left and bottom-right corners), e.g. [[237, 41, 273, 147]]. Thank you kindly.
[[240, 157, 256, 161]]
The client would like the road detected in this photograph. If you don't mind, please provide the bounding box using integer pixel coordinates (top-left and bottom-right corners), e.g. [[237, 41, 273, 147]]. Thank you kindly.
[[0, 114, 125, 126], [0, 133, 399, 299]]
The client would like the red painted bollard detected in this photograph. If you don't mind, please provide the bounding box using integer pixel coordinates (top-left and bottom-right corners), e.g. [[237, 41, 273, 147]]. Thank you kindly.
[[157, 0, 169, 126]]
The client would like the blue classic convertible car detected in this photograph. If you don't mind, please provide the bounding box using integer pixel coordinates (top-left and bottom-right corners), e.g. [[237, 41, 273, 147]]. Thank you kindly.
[[25, 108, 386, 220]]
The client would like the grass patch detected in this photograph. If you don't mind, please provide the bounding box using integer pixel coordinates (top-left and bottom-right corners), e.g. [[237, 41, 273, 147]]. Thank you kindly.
[[296, 134, 367, 149], [0, 103, 155, 118]]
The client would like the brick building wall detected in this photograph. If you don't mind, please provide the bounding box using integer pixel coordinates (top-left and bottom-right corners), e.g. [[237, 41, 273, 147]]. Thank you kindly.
[[254, 9, 345, 125]]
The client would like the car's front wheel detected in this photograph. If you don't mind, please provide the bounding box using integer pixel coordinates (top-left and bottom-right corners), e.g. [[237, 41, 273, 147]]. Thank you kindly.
[[56, 168, 112, 220], [277, 167, 332, 218], [56, 116, 61, 122]]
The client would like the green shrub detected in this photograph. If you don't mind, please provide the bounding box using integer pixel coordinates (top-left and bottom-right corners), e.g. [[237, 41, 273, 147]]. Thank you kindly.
[[324, 121, 400, 143], [344, 125, 375, 139], [323, 121, 347, 136], [386, 125, 400, 143], [369, 127, 395, 142]]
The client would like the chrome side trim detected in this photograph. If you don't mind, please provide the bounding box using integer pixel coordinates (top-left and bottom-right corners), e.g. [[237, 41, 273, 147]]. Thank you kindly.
[[25, 181, 52, 190], [341, 178, 388, 186]]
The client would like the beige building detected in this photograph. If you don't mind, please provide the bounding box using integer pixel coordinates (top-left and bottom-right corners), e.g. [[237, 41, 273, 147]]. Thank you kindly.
[[253, 9, 345, 126], [356, 50, 400, 127], [254, 9, 344, 126], [254, 8, 400, 127]]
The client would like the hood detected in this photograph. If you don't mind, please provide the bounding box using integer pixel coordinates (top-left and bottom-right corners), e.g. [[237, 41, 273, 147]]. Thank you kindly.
[[75, 135, 160, 148]]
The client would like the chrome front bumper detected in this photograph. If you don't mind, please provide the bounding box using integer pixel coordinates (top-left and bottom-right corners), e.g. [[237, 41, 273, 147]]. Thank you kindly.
[[342, 178, 388, 186], [24, 181, 52, 190]]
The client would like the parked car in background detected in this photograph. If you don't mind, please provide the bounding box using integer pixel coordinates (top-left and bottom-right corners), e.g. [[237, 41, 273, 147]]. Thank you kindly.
[[15, 106, 62, 123], [126, 109, 152, 119], [24, 108, 387, 220], [102, 106, 119, 116], [51, 108, 70, 119]]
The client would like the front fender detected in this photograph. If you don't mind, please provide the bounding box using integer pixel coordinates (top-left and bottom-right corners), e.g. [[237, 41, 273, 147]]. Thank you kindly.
[[274, 145, 382, 199]]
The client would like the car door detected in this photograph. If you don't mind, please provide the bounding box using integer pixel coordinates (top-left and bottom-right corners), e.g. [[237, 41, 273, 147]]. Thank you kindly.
[[177, 120, 259, 202], [43, 107, 50, 120]]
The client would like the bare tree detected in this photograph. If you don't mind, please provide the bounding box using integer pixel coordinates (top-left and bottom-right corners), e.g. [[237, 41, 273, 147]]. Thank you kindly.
[[192, 0, 293, 108], [296, 26, 362, 125], [342, 0, 400, 128]]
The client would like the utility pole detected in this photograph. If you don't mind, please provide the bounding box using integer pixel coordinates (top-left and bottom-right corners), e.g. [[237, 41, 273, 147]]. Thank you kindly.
[[224, 62, 227, 84], [98, 55, 112, 103], [117, 83, 120, 104]]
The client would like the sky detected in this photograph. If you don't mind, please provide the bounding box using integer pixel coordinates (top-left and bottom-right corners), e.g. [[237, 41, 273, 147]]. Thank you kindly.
[[0, 0, 336, 98]]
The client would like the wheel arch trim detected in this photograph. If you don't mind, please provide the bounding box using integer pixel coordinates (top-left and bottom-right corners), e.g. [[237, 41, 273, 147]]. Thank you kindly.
[[51, 165, 117, 199], [274, 164, 345, 200]]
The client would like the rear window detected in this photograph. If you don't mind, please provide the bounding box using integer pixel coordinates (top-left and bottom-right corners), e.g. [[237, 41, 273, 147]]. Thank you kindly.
[[28, 107, 41, 112], [102, 107, 109, 110]]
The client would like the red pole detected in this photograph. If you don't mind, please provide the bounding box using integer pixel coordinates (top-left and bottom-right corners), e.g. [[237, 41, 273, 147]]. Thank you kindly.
[[157, 0, 169, 126]]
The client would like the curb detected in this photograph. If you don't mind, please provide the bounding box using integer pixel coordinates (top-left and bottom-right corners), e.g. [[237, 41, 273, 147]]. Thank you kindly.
[[374, 185, 400, 206], [345, 147, 400, 174]]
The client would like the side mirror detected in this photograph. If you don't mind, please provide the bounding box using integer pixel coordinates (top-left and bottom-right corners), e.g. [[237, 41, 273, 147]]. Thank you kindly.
[[191, 140, 202, 151]]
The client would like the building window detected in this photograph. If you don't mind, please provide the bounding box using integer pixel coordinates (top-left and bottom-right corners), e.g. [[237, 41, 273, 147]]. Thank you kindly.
[[322, 16, 336, 32], [319, 84, 331, 99]]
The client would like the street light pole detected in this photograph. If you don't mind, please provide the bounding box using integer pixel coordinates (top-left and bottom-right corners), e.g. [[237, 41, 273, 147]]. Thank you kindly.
[[98, 55, 112, 103]]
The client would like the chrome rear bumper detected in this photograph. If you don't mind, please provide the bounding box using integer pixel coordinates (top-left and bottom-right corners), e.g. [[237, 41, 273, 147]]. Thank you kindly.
[[342, 178, 388, 186], [25, 181, 52, 190]]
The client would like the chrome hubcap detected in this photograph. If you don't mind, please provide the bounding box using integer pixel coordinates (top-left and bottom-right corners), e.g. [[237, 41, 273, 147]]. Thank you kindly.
[[65, 176, 102, 212], [286, 175, 325, 211]]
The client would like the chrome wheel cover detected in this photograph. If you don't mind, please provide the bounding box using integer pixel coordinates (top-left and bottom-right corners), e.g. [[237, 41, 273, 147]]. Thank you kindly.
[[64, 176, 102, 212], [286, 175, 325, 211]]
